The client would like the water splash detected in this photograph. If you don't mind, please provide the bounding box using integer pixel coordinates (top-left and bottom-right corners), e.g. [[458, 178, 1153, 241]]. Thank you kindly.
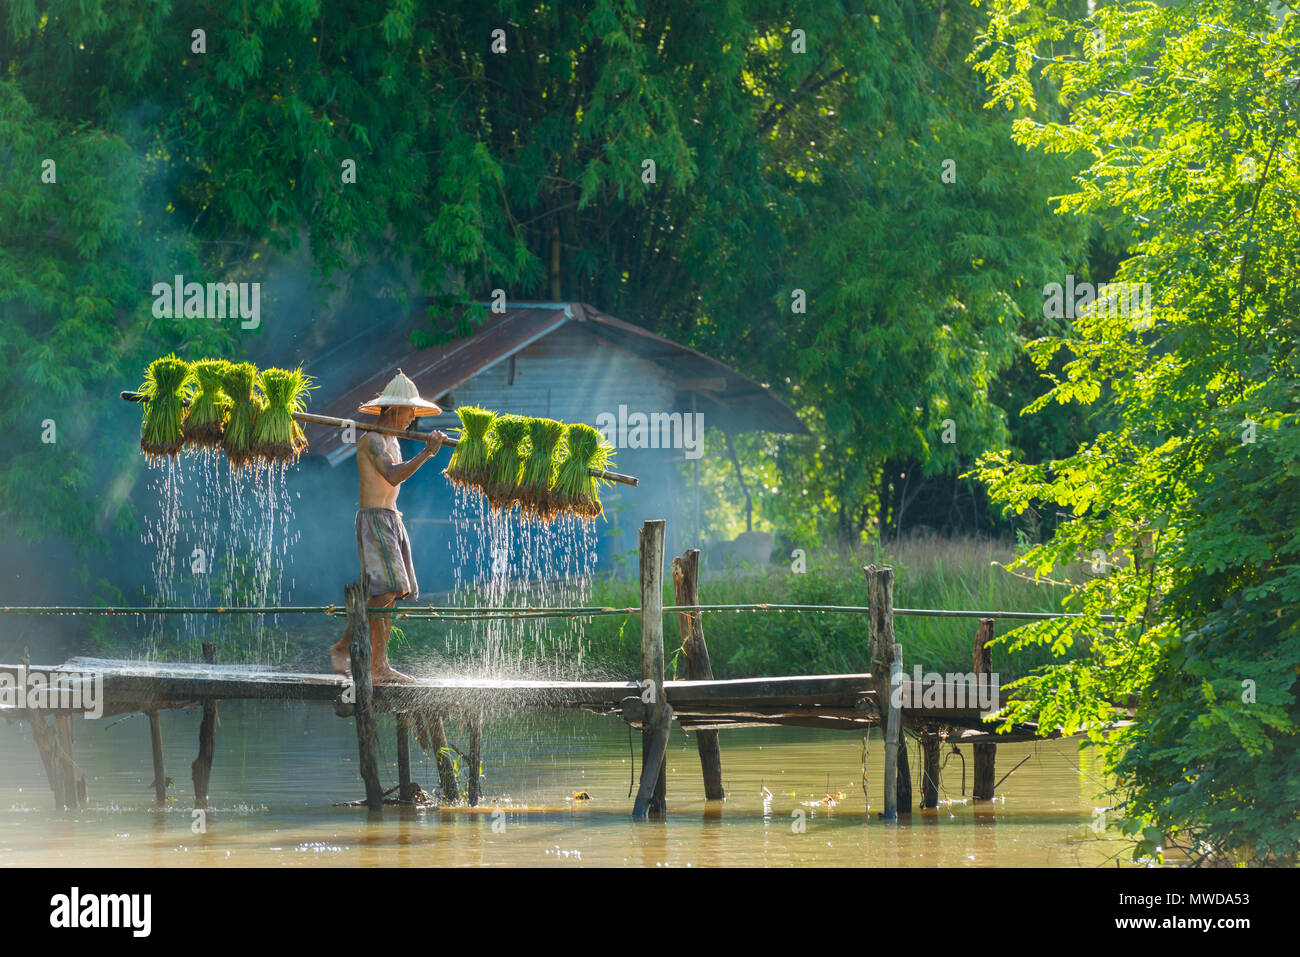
[[139, 451, 299, 663], [445, 487, 600, 678]]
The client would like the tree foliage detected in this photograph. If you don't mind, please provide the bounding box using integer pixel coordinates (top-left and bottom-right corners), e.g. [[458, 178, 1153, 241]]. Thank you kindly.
[[973, 0, 1300, 863]]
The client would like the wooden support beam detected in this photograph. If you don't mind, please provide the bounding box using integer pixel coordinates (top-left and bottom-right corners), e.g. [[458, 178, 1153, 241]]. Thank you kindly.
[[346, 576, 383, 814], [865, 565, 910, 819], [467, 710, 482, 807], [883, 643, 902, 821], [672, 548, 724, 800], [148, 711, 166, 807], [897, 717, 912, 814], [191, 642, 218, 810], [424, 710, 459, 803], [56, 715, 78, 810], [972, 618, 997, 801], [638, 519, 667, 816], [921, 735, 941, 808], [396, 713, 415, 802], [24, 710, 64, 809], [632, 703, 674, 820]]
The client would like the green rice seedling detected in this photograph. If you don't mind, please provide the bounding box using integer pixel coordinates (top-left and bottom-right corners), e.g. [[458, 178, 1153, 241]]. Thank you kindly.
[[519, 417, 566, 521], [139, 355, 193, 460], [253, 366, 314, 463], [444, 406, 495, 492], [484, 414, 529, 511], [182, 359, 231, 448], [220, 361, 265, 470], [552, 423, 614, 519]]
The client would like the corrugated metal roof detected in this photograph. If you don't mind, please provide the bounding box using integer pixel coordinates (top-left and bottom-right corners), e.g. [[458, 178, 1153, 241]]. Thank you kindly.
[[303, 301, 807, 463]]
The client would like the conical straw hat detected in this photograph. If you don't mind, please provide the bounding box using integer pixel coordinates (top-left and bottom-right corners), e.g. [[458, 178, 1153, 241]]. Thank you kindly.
[[358, 369, 442, 416]]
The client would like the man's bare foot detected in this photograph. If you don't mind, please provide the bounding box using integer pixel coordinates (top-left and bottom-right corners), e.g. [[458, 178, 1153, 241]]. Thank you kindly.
[[371, 664, 415, 684], [329, 642, 352, 677]]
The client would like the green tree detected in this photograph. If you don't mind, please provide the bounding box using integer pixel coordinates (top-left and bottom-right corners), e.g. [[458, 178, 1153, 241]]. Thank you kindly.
[[973, 0, 1300, 863]]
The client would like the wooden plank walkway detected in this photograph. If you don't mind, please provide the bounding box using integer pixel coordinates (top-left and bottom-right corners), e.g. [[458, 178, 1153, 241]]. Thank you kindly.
[[0, 658, 1051, 741]]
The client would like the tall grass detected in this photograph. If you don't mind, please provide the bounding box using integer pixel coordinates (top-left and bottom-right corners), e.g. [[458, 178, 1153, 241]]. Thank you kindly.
[[394, 535, 1076, 681]]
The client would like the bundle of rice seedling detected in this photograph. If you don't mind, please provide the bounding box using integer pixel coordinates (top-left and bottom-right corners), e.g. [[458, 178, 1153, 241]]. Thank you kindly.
[[219, 361, 264, 469], [253, 366, 314, 463], [552, 423, 614, 519], [182, 359, 231, 448], [518, 417, 566, 521], [484, 414, 529, 511], [138, 355, 193, 460], [444, 406, 495, 492]]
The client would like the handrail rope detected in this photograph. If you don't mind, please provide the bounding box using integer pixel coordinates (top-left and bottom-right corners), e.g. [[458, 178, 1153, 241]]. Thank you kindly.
[[0, 604, 1125, 622]]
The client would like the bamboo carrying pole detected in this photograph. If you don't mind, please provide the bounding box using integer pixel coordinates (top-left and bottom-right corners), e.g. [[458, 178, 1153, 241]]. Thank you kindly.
[[345, 576, 384, 814], [119, 392, 638, 486], [672, 549, 724, 801], [633, 519, 667, 820]]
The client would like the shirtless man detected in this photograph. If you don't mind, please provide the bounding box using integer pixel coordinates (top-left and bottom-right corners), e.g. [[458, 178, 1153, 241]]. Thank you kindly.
[[328, 370, 448, 682]]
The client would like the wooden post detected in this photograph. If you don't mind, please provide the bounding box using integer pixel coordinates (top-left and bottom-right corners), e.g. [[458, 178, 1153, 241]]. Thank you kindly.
[[346, 576, 383, 814], [25, 712, 66, 810], [972, 617, 997, 800], [56, 715, 78, 810], [882, 643, 902, 821], [147, 711, 166, 807], [672, 548, 724, 800], [896, 708, 912, 815], [865, 565, 909, 819], [191, 642, 218, 809], [467, 710, 482, 807], [921, 734, 941, 808], [422, 710, 459, 803], [396, 713, 414, 802], [632, 704, 674, 819], [635, 519, 667, 817]]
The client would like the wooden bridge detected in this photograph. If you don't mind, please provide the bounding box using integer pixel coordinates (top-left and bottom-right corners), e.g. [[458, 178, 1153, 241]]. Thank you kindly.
[[1, 520, 1101, 821]]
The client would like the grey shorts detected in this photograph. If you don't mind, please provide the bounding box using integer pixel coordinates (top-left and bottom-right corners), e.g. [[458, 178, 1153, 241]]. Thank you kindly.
[[355, 508, 419, 600]]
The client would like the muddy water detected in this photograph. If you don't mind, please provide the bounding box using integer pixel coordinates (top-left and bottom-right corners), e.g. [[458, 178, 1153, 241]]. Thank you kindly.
[[0, 703, 1120, 867]]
